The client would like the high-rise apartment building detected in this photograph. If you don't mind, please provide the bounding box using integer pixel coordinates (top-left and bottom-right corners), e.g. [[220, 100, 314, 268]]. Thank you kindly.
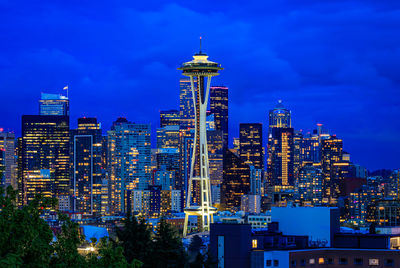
[[71, 117, 103, 215], [18, 115, 70, 206], [210, 86, 228, 148], [39, 93, 69, 116], [297, 164, 323, 206], [0, 130, 16, 189], [107, 118, 151, 214], [239, 123, 263, 169]]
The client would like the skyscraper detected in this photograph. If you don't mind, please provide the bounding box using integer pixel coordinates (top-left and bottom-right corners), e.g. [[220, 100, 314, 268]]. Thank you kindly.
[[71, 117, 103, 215], [267, 101, 294, 186], [39, 93, 69, 116], [107, 118, 151, 214], [268, 100, 291, 134], [156, 125, 180, 149], [221, 149, 251, 210], [321, 135, 343, 203], [179, 78, 197, 128], [178, 42, 222, 236], [160, 109, 180, 127], [210, 86, 228, 148], [267, 127, 295, 186], [297, 164, 323, 206], [0, 130, 16, 189], [239, 123, 263, 169], [18, 115, 70, 206]]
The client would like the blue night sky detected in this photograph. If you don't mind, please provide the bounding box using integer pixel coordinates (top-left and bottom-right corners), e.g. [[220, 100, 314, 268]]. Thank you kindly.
[[0, 1, 399, 171]]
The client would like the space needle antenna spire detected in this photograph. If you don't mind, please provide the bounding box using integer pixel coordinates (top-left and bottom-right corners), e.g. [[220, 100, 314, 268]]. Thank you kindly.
[[178, 39, 223, 236]]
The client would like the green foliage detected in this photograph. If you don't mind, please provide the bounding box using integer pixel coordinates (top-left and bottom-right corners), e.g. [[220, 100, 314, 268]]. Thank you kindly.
[[116, 213, 153, 266], [50, 213, 86, 267], [0, 186, 55, 267], [0, 186, 142, 268], [151, 217, 187, 268]]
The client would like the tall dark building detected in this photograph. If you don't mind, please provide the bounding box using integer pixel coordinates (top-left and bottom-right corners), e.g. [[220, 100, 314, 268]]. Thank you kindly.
[[160, 109, 180, 128], [239, 123, 263, 170], [221, 149, 251, 210], [71, 117, 103, 215], [39, 93, 69, 116], [18, 115, 70, 206], [267, 127, 295, 186], [210, 86, 228, 148]]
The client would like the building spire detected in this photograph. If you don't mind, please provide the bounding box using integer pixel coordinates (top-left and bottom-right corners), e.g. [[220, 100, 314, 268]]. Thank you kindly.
[[199, 36, 202, 54]]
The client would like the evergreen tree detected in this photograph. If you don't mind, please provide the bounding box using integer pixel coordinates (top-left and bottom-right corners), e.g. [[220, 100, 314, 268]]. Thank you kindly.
[[0, 186, 55, 267], [151, 217, 187, 268], [116, 213, 153, 266]]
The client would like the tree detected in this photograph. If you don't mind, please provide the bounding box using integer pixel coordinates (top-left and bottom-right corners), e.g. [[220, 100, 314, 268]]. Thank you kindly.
[[50, 212, 86, 267], [188, 235, 203, 264], [87, 237, 143, 268], [0, 186, 55, 267], [116, 213, 153, 266], [151, 217, 187, 268]]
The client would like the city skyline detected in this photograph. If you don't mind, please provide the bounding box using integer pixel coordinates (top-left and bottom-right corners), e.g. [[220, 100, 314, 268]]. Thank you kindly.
[[1, 1, 400, 171]]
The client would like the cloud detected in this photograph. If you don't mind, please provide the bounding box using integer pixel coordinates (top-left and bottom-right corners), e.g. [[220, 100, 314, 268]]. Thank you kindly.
[[0, 0, 399, 170]]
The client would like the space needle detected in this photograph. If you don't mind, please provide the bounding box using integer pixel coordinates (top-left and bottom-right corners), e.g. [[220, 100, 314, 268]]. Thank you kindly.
[[178, 38, 223, 236]]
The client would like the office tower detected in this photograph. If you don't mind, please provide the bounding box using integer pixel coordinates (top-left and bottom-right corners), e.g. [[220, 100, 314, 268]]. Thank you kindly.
[[155, 148, 179, 188], [177, 128, 194, 192], [250, 166, 263, 195], [178, 43, 222, 236], [221, 149, 250, 210], [321, 135, 343, 203], [297, 164, 323, 206], [207, 130, 223, 185], [268, 100, 291, 134], [39, 93, 69, 116], [300, 132, 321, 164], [208, 129, 223, 205], [0, 130, 16, 189], [267, 127, 295, 186], [156, 125, 180, 149], [210, 86, 228, 148], [293, 130, 303, 181], [160, 109, 180, 128], [239, 123, 263, 169], [179, 77, 197, 128], [233, 137, 240, 150], [71, 117, 103, 216], [154, 168, 175, 190], [107, 118, 151, 214], [18, 115, 70, 206], [156, 148, 179, 171]]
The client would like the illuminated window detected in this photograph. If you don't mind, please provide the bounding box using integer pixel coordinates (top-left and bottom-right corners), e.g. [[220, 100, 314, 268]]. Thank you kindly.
[[252, 239, 257, 248], [309, 258, 315, 264], [369, 259, 379, 266], [318, 258, 324, 264]]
